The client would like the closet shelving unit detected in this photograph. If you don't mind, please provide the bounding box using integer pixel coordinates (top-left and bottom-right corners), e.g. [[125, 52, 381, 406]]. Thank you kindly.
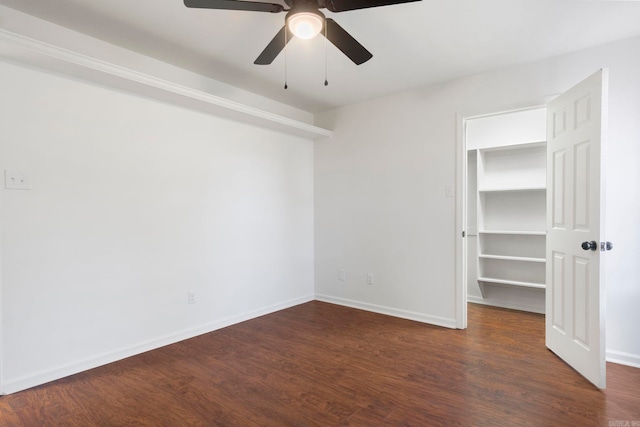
[[476, 141, 547, 296]]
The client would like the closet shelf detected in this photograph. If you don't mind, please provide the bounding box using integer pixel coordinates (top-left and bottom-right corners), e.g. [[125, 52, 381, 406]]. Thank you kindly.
[[478, 186, 546, 193], [479, 141, 546, 152], [478, 277, 546, 289], [474, 139, 548, 302], [478, 254, 545, 263], [478, 230, 546, 236]]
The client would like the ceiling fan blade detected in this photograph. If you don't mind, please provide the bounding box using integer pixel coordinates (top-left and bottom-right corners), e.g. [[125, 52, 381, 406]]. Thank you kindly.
[[254, 25, 294, 65], [325, 0, 420, 13], [184, 0, 284, 13], [324, 19, 372, 65]]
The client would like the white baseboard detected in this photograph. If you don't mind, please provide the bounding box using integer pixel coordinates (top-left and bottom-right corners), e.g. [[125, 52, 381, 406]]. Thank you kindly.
[[467, 295, 545, 314], [5, 293, 634, 395], [315, 294, 457, 329], [606, 349, 640, 369], [1, 294, 314, 395]]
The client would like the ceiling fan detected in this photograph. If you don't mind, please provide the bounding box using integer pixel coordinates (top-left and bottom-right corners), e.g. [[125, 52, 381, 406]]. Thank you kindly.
[[183, 0, 421, 65]]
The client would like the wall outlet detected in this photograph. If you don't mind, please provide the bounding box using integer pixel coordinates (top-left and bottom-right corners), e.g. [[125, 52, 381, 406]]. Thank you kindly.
[[5, 170, 31, 190], [445, 185, 454, 198], [188, 290, 196, 304], [367, 273, 374, 285], [339, 269, 346, 281]]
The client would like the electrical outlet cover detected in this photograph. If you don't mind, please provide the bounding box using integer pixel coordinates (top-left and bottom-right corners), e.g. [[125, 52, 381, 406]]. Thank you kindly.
[[5, 170, 31, 190]]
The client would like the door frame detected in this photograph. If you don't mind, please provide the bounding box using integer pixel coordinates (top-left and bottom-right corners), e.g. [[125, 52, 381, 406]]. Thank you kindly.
[[0, 182, 3, 394], [455, 97, 556, 329]]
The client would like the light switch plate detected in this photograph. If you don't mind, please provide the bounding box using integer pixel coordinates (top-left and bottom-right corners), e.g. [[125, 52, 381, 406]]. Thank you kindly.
[[5, 170, 31, 190]]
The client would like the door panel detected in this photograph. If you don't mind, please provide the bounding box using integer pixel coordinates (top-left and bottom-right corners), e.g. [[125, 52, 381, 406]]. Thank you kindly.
[[574, 142, 591, 230], [551, 252, 565, 332], [573, 255, 589, 348], [546, 69, 607, 388], [552, 150, 566, 228]]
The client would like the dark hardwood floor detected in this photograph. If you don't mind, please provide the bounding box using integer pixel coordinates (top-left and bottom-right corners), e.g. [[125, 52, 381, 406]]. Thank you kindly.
[[1, 301, 639, 426]]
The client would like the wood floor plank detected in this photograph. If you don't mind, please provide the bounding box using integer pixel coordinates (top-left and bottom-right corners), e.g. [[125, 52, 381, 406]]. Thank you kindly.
[[0, 301, 638, 426]]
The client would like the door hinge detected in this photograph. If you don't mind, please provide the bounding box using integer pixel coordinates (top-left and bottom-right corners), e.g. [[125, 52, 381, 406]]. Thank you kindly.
[[462, 231, 466, 238]]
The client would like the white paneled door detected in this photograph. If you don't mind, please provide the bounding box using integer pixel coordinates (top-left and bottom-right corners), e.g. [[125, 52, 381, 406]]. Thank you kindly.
[[546, 69, 608, 388]]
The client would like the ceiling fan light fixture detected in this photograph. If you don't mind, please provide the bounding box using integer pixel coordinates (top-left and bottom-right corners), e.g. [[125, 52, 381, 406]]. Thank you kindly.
[[287, 12, 324, 39]]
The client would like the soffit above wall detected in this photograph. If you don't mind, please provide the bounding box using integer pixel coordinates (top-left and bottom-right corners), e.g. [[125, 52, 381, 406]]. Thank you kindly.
[[0, 28, 332, 140]]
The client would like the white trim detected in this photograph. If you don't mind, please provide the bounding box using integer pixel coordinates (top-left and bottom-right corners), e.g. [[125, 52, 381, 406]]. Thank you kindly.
[[3, 293, 633, 395], [606, 350, 640, 369], [0, 294, 314, 395], [0, 173, 3, 394], [460, 101, 556, 123], [315, 294, 457, 329], [455, 113, 467, 329], [0, 29, 332, 141]]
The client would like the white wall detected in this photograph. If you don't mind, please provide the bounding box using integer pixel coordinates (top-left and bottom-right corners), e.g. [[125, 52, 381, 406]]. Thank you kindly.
[[314, 88, 459, 327], [314, 35, 640, 366], [0, 60, 315, 393]]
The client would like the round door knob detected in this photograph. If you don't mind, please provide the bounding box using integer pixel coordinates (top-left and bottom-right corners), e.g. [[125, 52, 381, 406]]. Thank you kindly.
[[581, 241, 597, 251]]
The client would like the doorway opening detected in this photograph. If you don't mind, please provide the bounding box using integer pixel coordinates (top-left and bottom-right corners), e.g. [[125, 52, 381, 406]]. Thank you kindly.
[[464, 107, 547, 315]]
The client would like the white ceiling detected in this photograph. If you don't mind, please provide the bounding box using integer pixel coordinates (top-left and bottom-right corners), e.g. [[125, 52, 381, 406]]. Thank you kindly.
[[2, 0, 640, 113]]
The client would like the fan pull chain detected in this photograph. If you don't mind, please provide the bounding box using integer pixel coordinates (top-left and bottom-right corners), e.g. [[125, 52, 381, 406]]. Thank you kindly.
[[284, 27, 288, 90], [324, 22, 328, 87]]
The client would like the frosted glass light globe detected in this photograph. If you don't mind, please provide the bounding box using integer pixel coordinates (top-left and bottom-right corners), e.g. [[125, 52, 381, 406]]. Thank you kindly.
[[288, 12, 323, 39]]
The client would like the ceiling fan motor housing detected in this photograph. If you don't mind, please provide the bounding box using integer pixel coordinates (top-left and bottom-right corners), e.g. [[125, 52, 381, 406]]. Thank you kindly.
[[284, 0, 326, 10], [286, 2, 326, 22]]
